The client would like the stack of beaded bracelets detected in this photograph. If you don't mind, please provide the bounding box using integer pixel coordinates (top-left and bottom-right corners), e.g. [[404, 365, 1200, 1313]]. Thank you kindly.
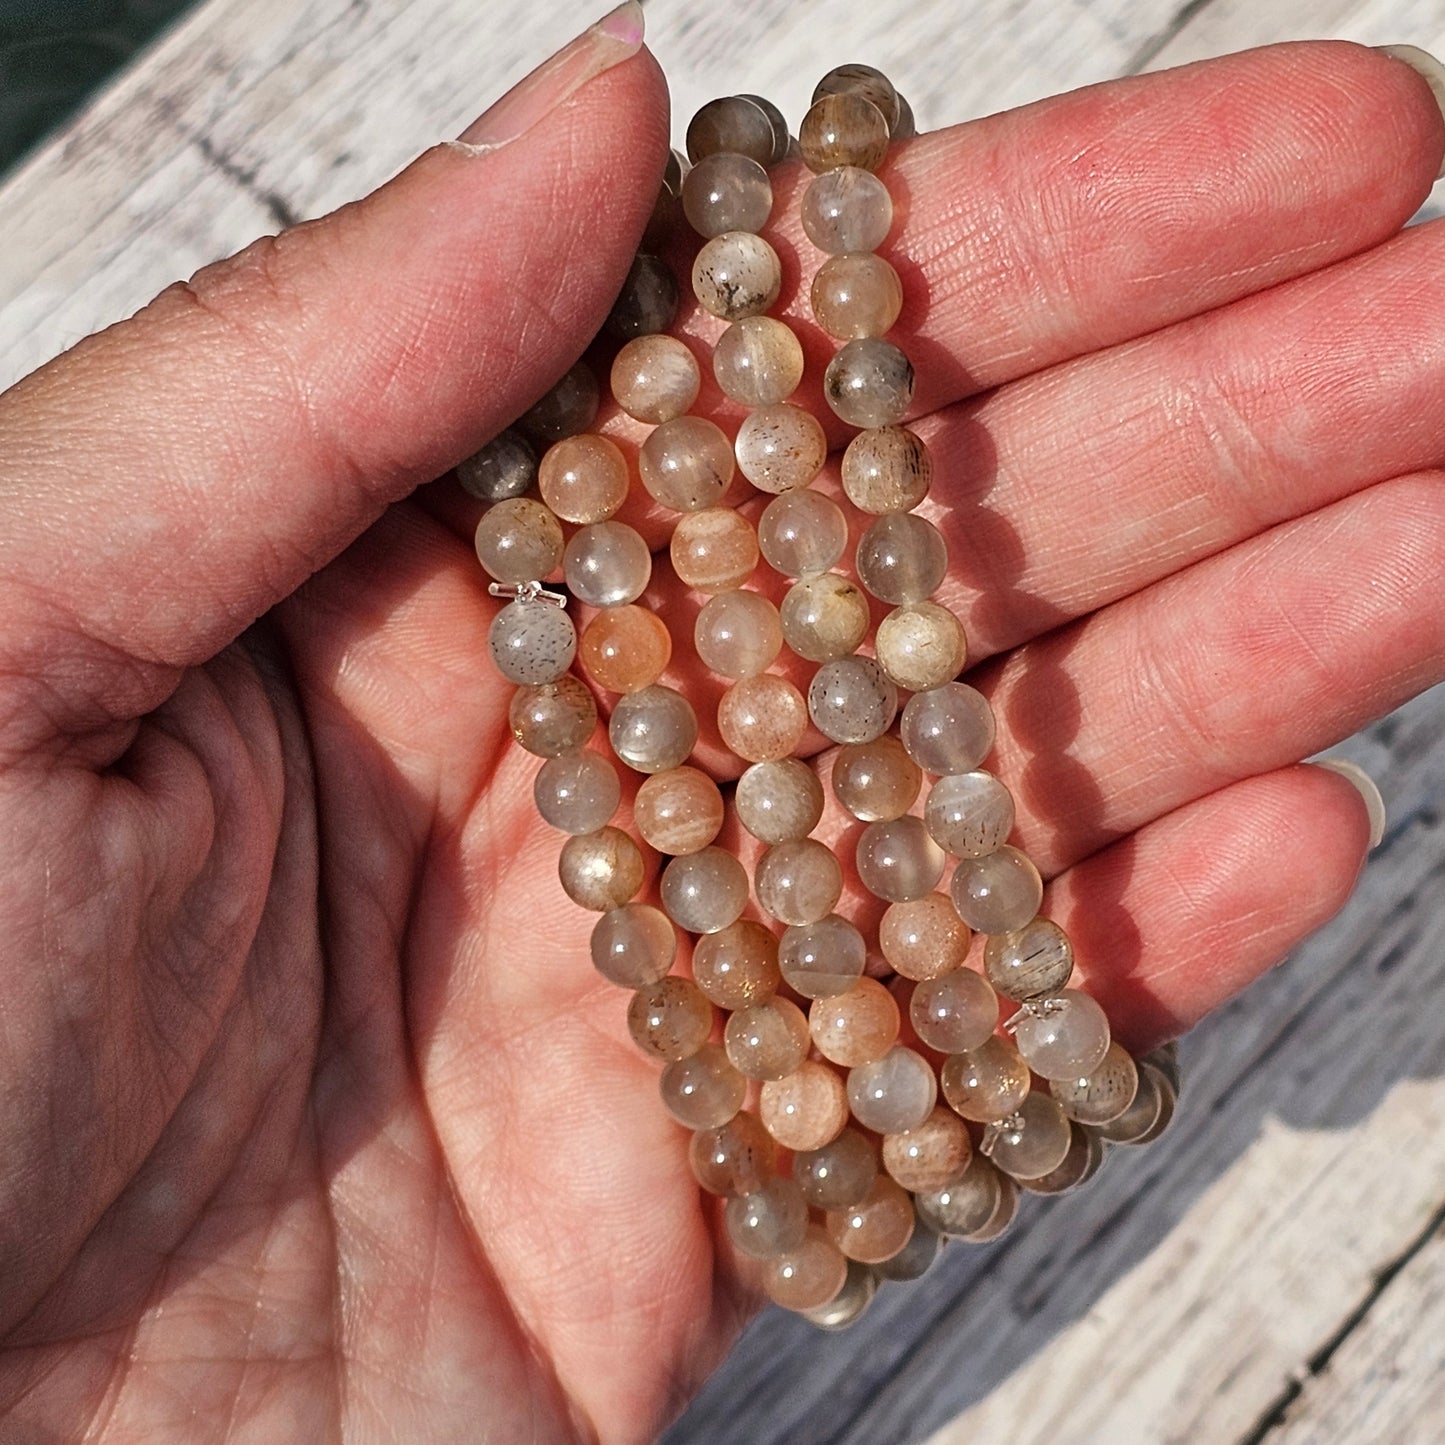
[[464, 65, 1179, 1331]]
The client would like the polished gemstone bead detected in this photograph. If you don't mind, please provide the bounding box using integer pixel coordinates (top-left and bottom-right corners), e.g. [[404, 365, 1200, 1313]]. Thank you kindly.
[[608, 685, 698, 774], [761, 1060, 849, 1150], [758, 489, 848, 576], [1094, 1064, 1164, 1145], [564, 520, 653, 609], [713, 317, 805, 408], [734, 757, 824, 843], [1013, 989, 1112, 1081], [848, 1045, 937, 1134], [690, 1110, 775, 1196], [808, 656, 898, 745], [692, 230, 783, 321], [579, 605, 671, 694], [640, 416, 735, 512], [717, 674, 808, 762], [610, 334, 701, 424], [856, 815, 945, 902], [901, 682, 996, 775], [534, 748, 620, 834], [811, 252, 904, 339], [1051, 1041, 1139, 1126], [985, 1091, 1073, 1181], [558, 826, 645, 912], [873, 1213, 944, 1282], [694, 589, 783, 678], [825, 337, 915, 428], [830, 735, 921, 822], [800, 93, 891, 173], [882, 1106, 973, 1192], [841, 426, 931, 513], [984, 917, 1074, 1000], [1131, 1062, 1178, 1145], [826, 1175, 915, 1264], [856, 512, 946, 605], [812, 63, 902, 133], [941, 1035, 1031, 1122], [737, 92, 791, 165], [519, 360, 598, 444], [779, 913, 867, 999], [879, 893, 972, 980], [686, 95, 777, 166], [457, 427, 536, 501], [1143, 1042, 1181, 1097], [603, 252, 677, 340], [756, 839, 843, 926], [964, 1171, 1020, 1243], [801, 167, 894, 253], [915, 1154, 1005, 1238], [780, 573, 870, 663], [643, 161, 684, 253], [876, 602, 967, 692], [626, 976, 713, 1061], [693, 919, 781, 1009], [474, 496, 564, 585], [508, 676, 596, 757], [925, 770, 1014, 859], [725, 996, 810, 1080], [809, 977, 900, 1067], [794, 1128, 878, 1210], [951, 844, 1043, 934], [634, 766, 724, 856], [660, 1042, 746, 1129], [893, 93, 917, 141], [589, 902, 676, 987], [801, 1258, 877, 1329], [488, 599, 576, 685], [735, 404, 828, 494], [682, 151, 772, 237], [911, 967, 1000, 1053], [538, 433, 628, 523], [1019, 1121, 1105, 1195], [763, 1225, 850, 1313], [670, 507, 758, 593], [660, 846, 749, 934], [726, 1176, 809, 1259]]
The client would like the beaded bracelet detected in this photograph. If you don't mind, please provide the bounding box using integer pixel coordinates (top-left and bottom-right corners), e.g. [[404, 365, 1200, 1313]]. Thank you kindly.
[[463, 65, 1179, 1331]]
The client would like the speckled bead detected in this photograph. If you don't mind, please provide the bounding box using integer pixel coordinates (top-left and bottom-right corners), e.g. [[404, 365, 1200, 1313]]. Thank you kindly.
[[950, 845, 1043, 935], [735, 404, 828, 494], [564, 520, 653, 609], [882, 1106, 973, 1193], [682, 151, 773, 237], [901, 682, 996, 775], [812, 63, 902, 133], [910, 967, 1000, 1053], [779, 913, 868, 999], [717, 673, 809, 762], [825, 338, 915, 428], [726, 1176, 809, 1259], [660, 846, 750, 934], [474, 497, 564, 586], [534, 749, 621, 834], [634, 766, 725, 856], [610, 335, 701, 424], [589, 902, 676, 987], [734, 757, 825, 843], [757, 839, 844, 925], [841, 426, 931, 513], [941, 1035, 1032, 1123], [848, 1045, 938, 1134], [808, 656, 899, 745], [830, 735, 922, 822], [488, 598, 576, 685], [758, 489, 849, 576], [855, 512, 947, 605], [692, 230, 783, 321], [558, 826, 645, 911], [519, 361, 599, 445], [856, 815, 946, 902], [801, 167, 894, 254], [808, 977, 900, 1067], [538, 434, 628, 524], [686, 95, 778, 166], [604, 253, 678, 340], [725, 996, 811, 1080], [878, 893, 972, 980], [761, 1060, 850, 1151], [627, 976, 713, 1062], [1050, 1042, 1139, 1126], [608, 685, 699, 774], [983, 917, 1074, 1001], [800, 93, 891, 173], [925, 770, 1015, 858], [811, 252, 904, 340], [508, 675, 597, 757], [876, 602, 968, 691], [713, 317, 805, 407], [693, 919, 781, 1009], [794, 1128, 878, 1210], [670, 508, 759, 593], [579, 605, 671, 694], [781, 573, 871, 663], [690, 1110, 775, 1196], [694, 589, 784, 678], [660, 1042, 747, 1129], [640, 416, 735, 512], [457, 428, 536, 501]]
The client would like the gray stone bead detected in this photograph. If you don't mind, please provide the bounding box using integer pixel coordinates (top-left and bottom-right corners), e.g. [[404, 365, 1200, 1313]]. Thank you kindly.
[[807, 656, 899, 745], [533, 749, 620, 834], [692, 230, 783, 321], [686, 95, 777, 166], [855, 511, 947, 605], [682, 152, 773, 238], [456, 428, 536, 501], [519, 361, 599, 445], [508, 675, 596, 757], [925, 770, 1016, 858], [900, 682, 996, 775], [824, 337, 915, 428], [604, 253, 678, 341], [563, 521, 652, 608], [811, 63, 902, 134], [983, 916, 1074, 1001], [855, 815, 945, 903], [488, 598, 576, 685], [737, 92, 792, 165], [801, 166, 894, 254], [608, 685, 699, 774]]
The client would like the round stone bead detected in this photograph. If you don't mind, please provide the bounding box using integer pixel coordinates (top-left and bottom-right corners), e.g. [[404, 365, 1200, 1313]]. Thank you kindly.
[[841, 426, 931, 513], [682, 152, 772, 237], [800, 93, 891, 174], [882, 1106, 973, 1192], [1122, 1061, 1178, 1145], [693, 919, 781, 1009], [915, 1154, 1005, 1238], [856, 512, 947, 605], [812, 63, 902, 133], [660, 846, 749, 934], [608, 685, 698, 774], [763, 1226, 850, 1313], [1094, 1064, 1164, 1145], [558, 826, 645, 912], [848, 1045, 937, 1134], [879, 893, 972, 981], [876, 602, 967, 692], [686, 95, 777, 166], [603, 253, 677, 340], [830, 735, 921, 822], [802, 1258, 877, 1329], [808, 656, 898, 745], [951, 845, 1043, 935], [925, 770, 1014, 859], [801, 168, 894, 254], [725, 996, 810, 1080], [809, 978, 900, 1068], [825, 338, 915, 428], [873, 1215, 945, 1282], [974, 1174, 1018, 1244], [794, 1128, 878, 1210], [856, 815, 945, 903], [626, 976, 713, 1062], [690, 1110, 775, 1196], [717, 674, 808, 762], [564, 520, 652, 608], [911, 967, 1000, 1053], [519, 361, 599, 445], [488, 599, 576, 685], [534, 748, 620, 834], [737, 92, 791, 166], [610, 334, 701, 424], [694, 590, 783, 678], [1013, 989, 1112, 1081], [538, 434, 628, 523], [758, 490, 848, 576], [726, 1176, 809, 1259], [826, 1175, 915, 1264], [589, 902, 676, 987], [894, 92, 917, 141], [670, 508, 758, 593], [811, 251, 904, 339], [761, 1060, 849, 1151], [660, 1042, 746, 1130], [1020, 1122, 1105, 1195], [735, 404, 828, 494], [692, 230, 783, 321], [941, 1036, 1032, 1122], [713, 317, 805, 408], [734, 757, 825, 843], [474, 497, 564, 585], [779, 914, 867, 999], [984, 917, 1074, 1001], [579, 606, 671, 694], [457, 428, 536, 501], [985, 1091, 1074, 1181], [781, 573, 871, 663], [640, 416, 735, 512], [901, 682, 996, 775], [508, 677, 596, 758], [634, 766, 724, 856], [756, 839, 843, 926], [1050, 1041, 1139, 1125]]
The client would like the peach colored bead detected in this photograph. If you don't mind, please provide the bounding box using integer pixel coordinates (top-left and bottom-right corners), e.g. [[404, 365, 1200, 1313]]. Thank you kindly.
[[734, 403, 828, 494], [634, 766, 725, 856], [876, 601, 968, 691], [717, 674, 808, 762], [848, 1045, 937, 1134], [610, 334, 701, 425], [695, 590, 783, 679], [830, 735, 922, 822], [800, 92, 891, 173], [762, 1225, 849, 1312], [826, 1175, 915, 1264], [558, 826, 644, 911], [690, 1110, 776, 1196], [882, 1106, 974, 1192], [757, 489, 849, 577], [537, 433, 629, 523], [693, 920, 781, 1009], [780, 572, 870, 664], [760, 1060, 850, 1150], [626, 977, 713, 1062], [879, 894, 973, 981], [734, 758, 825, 843], [911, 967, 1000, 1053], [639, 415, 734, 512], [670, 508, 759, 594], [579, 606, 672, 694], [713, 317, 805, 408], [794, 1128, 879, 1211], [941, 1036, 1032, 1123], [725, 996, 810, 1080], [756, 839, 843, 926], [809, 978, 900, 1067], [811, 252, 904, 340], [659, 1042, 746, 1129]]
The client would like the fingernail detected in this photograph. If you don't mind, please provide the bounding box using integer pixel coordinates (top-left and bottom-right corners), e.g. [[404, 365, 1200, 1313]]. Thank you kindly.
[[455, 1, 645, 152], [1314, 758, 1387, 849], [1374, 45, 1445, 179]]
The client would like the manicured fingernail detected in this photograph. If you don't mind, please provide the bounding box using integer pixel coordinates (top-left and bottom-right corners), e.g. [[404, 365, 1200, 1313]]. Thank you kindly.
[[1314, 758, 1387, 849], [1374, 45, 1445, 179], [455, 1, 645, 152]]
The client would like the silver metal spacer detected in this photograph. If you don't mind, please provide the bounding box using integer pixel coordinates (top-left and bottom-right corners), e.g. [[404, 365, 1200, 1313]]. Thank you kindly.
[[488, 580, 568, 607]]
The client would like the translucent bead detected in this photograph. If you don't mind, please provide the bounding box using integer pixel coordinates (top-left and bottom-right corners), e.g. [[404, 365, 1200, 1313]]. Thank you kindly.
[[826, 1175, 915, 1264], [758, 490, 848, 576], [534, 749, 620, 834], [537, 434, 628, 523], [579, 605, 671, 694], [809, 977, 900, 1067], [856, 512, 946, 605], [812, 63, 902, 134], [693, 919, 780, 1009], [779, 914, 867, 999], [841, 427, 931, 513], [660, 1042, 746, 1129], [756, 839, 843, 926], [951, 845, 1043, 935], [901, 683, 996, 775], [1094, 1064, 1164, 1145], [726, 1176, 808, 1259], [1133, 1062, 1178, 1144], [660, 846, 749, 934], [879, 893, 972, 981], [780, 573, 870, 663], [808, 656, 898, 745], [626, 976, 713, 1061], [873, 1214, 944, 1282], [926, 770, 1014, 859], [800, 93, 891, 174], [985, 1091, 1073, 1181], [1051, 1041, 1139, 1126], [830, 735, 921, 821], [564, 520, 652, 608], [1013, 990, 1112, 1081], [848, 1045, 937, 1134], [876, 602, 967, 692], [692, 230, 783, 321], [610, 335, 700, 424], [856, 815, 945, 902], [763, 1225, 850, 1313], [608, 685, 698, 774], [965, 1170, 1021, 1243], [634, 766, 724, 856], [519, 361, 599, 445], [811, 252, 904, 339], [915, 1154, 1004, 1238], [761, 1060, 849, 1150], [682, 151, 772, 237], [639, 416, 735, 512], [825, 338, 915, 429], [1020, 1122, 1105, 1195], [941, 1036, 1031, 1123], [694, 590, 783, 678], [801, 1258, 877, 1329], [488, 599, 576, 686], [801, 168, 894, 254], [882, 1106, 973, 1193], [911, 967, 1000, 1053], [794, 1128, 878, 1210], [589, 902, 676, 987], [670, 508, 758, 593], [734, 758, 824, 843], [735, 404, 827, 494], [984, 917, 1074, 1001], [690, 1110, 775, 1196], [717, 674, 807, 762], [474, 497, 564, 585], [457, 428, 536, 501], [686, 95, 777, 166], [558, 826, 645, 912], [725, 997, 810, 1080], [603, 253, 677, 340], [713, 317, 805, 408], [508, 676, 596, 758], [737, 92, 791, 166]]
